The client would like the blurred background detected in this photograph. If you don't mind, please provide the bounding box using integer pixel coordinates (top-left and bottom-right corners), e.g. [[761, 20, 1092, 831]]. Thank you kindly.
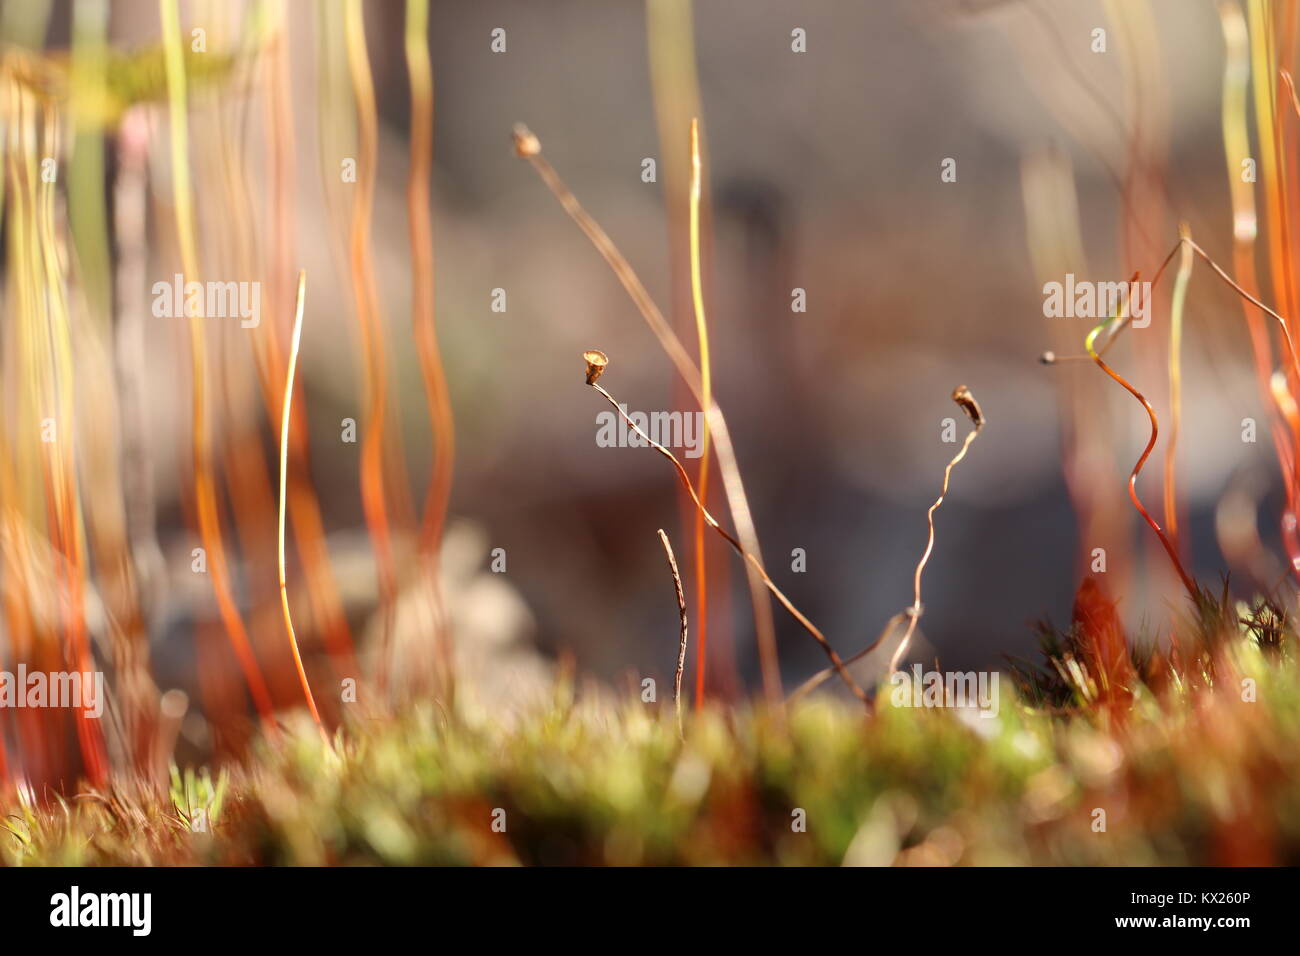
[[1, 0, 1286, 745]]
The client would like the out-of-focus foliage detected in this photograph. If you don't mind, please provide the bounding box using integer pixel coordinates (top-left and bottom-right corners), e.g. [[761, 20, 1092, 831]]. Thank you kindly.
[[3, 595, 1296, 866]]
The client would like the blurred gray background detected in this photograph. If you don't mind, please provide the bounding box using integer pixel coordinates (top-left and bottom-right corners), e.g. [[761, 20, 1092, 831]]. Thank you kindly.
[[55, 0, 1285, 699]]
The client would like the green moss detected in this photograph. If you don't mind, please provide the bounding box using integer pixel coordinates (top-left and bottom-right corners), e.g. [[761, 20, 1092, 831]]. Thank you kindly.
[[2, 616, 1298, 865]]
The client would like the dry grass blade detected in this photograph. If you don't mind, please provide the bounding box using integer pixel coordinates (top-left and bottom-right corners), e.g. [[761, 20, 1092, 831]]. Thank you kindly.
[[788, 612, 910, 701], [657, 529, 688, 739]]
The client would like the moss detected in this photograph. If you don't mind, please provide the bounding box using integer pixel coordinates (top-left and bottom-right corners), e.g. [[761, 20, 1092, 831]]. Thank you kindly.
[[2, 616, 1297, 866]]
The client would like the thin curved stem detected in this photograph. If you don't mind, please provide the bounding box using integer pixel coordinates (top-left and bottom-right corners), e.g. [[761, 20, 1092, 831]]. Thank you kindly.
[[790, 390, 984, 700], [888, 424, 983, 675], [1084, 288, 1197, 600], [278, 271, 325, 739], [1044, 232, 1300, 589], [589, 380, 867, 706]]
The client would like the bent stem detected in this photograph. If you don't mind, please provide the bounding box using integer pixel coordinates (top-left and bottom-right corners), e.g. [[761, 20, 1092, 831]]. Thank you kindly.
[[888, 389, 985, 675], [1045, 232, 1300, 589], [517, 126, 782, 709], [791, 387, 986, 698], [587, 370, 867, 707], [1084, 283, 1198, 601]]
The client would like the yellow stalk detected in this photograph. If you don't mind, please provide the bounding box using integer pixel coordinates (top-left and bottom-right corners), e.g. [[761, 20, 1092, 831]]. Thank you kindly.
[[687, 117, 714, 707], [515, 126, 783, 709], [405, 0, 456, 696], [1163, 224, 1193, 546], [279, 271, 325, 736]]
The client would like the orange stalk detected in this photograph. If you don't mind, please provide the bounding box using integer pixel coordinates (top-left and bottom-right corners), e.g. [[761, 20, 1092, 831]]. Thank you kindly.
[[160, 0, 277, 730], [345, 0, 398, 689], [1085, 285, 1197, 602], [257, 6, 359, 681], [1223, 6, 1300, 573]]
